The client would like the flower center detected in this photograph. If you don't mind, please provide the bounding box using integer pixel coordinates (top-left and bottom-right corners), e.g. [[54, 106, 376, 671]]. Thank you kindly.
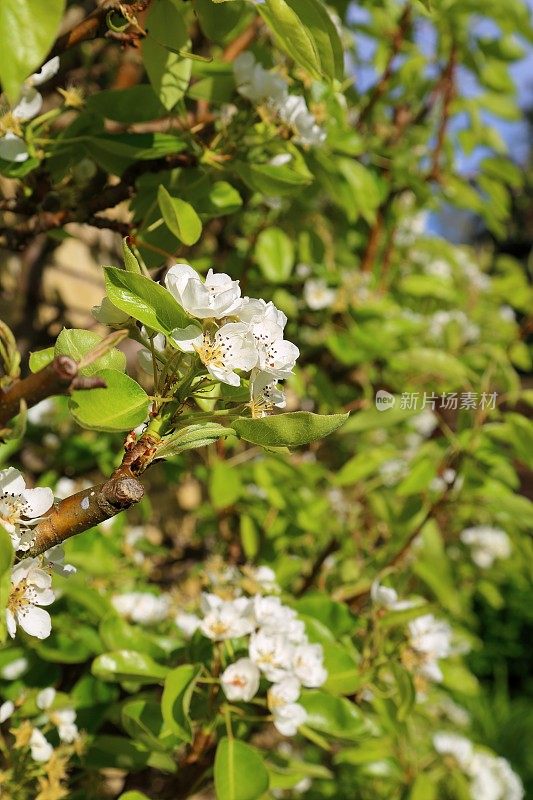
[[0, 494, 27, 531], [7, 579, 33, 614], [0, 112, 22, 136], [195, 333, 225, 369]]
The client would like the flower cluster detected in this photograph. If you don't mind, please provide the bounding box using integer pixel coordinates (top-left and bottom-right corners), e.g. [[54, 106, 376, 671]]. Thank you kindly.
[[0, 57, 59, 163], [233, 52, 326, 147], [434, 732, 524, 800], [407, 614, 453, 684], [460, 526, 511, 569], [0, 467, 54, 552], [112, 591, 171, 624], [177, 584, 327, 737], [164, 264, 299, 416]]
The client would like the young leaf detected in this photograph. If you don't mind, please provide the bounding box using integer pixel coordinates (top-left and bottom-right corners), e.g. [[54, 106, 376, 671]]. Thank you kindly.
[[156, 423, 235, 459], [214, 737, 269, 800], [257, 0, 343, 82], [255, 227, 295, 283], [122, 238, 143, 274], [161, 664, 202, 742], [158, 186, 202, 246], [233, 412, 348, 447], [0, 0, 65, 103], [28, 346, 55, 373], [143, 0, 192, 109], [91, 650, 169, 684], [55, 329, 126, 376], [300, 691, 371, 740], [69, 369, 150, 432], [104, 267, 190, 334]]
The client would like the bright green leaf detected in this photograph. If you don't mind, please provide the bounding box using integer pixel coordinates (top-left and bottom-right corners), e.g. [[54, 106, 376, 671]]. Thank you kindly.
[[214, 737, 269, 800], [158, 186, 202, 246], [233, 412, 349, 447], [69, 369, 150, 432], [104, 267, 190, 334]]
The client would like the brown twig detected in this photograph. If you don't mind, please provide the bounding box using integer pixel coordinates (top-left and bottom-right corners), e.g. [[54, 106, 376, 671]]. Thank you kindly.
[[295, 537, 340, 597], [427, 44, 457, 182], [0, 355, 106, 428], [49, 0, 153, 58], [222, 17, 262, 63], [357, 6, 412, 126]]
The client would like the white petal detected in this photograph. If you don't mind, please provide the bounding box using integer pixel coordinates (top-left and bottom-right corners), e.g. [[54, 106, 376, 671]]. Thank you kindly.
[[31, 56, 60, 86], [18, 606, 52, 639], [170, 324, 203, 352], [6, 609, 16, 638], [0, 700, 14, 722], [0, 132, 28, 163], [0, 467, 26, 495], [36, 687, 56, 710], [22, 487, 54, 518], [13, 87, 43, 121]]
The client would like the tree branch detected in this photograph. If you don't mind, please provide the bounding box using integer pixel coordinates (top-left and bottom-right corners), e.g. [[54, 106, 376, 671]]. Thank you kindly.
[[28, 475, 144, 556], [428, 44, 457, 182], [0, 355, 106, 428]]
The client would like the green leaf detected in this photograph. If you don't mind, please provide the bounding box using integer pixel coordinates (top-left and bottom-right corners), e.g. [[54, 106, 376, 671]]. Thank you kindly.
[[28, 346, 55, 373], [104, 267, 190, 334], [86, 86, 166, 123], [255, 227, 295, 283], [122, 697, 180, 752], [0, 526, 14, 643], [55, 329, 126, 376], [92, 650, 169, 684], [300, 691, 371, 741], [194, 0, 249, 42], [0, 0, 65, 103], [214, 737, 269, 800], [257, 0, 343, 81], [158, 186, 202, 246], [99, 615, 169, 661], [161, 664, 202, 741], [143, 0, 192, 109], [234, 161, 312, 196], [233, 412, 348, 447], [69, 369, 150, 432], [209, 459, 242, 509], [293, 594, 356, 636], [86, 735, 175, 773], [119, 792, 154, 800], [156, 423, 234, 459], [123, 238, 143, 274]]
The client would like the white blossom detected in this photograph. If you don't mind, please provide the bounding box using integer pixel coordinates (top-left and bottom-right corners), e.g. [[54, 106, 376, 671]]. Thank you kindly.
[[165, 263, 243, 319], [0, 700, 14, 723], [0, 467, 54, 551], [44, 545, 76, 577], [408, 614, 452, 683], [175, 611, 201, 638], [221, 658, 261, 702], [1, 657, 28, 680], [292, 643, 327, 688], [268, 676, 301, 709], [433, 732, 474, 769], [6, 557, 55, 640], [499, 305, 516, 323], [303, 279, 336, 310], [36, 687, 56, 710], [371, 580, 400, 609], [272, 702, 308, 736], [50, 707, 78, 743], [29, 728, 53, 762], [200, 593, 255, 640], [460, 526, 511, 569], [238, 298, 287, 330], [276, 94, 326, 147], [111, 592, 170, 625], [177, 323, 258, 387], [248, 565, 279, 593], [26, 398, 56, 427], [233, 52, 288, 106], [0, 57, 60, 164], [249, 629, 294, 682], [469, 753, 524, 800]]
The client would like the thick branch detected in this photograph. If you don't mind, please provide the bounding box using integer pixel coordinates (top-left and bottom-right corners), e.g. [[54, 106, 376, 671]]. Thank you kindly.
[[28, 475, 144, 556], [0, 355, 105, 427]]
